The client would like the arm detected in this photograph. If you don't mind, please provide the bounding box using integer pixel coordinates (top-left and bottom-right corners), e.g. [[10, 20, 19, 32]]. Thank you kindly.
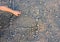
[[0, 6, 21, 16]]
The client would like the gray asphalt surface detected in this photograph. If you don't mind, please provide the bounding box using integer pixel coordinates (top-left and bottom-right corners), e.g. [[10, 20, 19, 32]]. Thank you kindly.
[[0, 0, 60, 42]]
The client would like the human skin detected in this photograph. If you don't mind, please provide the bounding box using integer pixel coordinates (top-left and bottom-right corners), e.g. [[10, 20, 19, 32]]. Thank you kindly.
[[0, 6, 21, 16]]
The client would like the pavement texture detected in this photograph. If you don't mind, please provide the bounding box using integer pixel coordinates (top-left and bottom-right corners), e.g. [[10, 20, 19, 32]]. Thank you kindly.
[[0, 0, 60, 42]]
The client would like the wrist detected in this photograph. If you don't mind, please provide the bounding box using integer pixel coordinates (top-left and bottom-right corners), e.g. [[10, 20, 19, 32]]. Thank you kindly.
[[11, 10, 15, 14]]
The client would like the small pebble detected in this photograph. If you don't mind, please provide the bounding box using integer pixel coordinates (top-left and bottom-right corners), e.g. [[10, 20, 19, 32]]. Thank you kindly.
[[37, 24, 39, 27], [25, 15, 27, 16], [40, 1, 42, 4], [12, 35, 15, 37], [56, 16, 58, 18], [37, 16, 40, 18], [36, 31, 38, 33], [51, 36, 54, 38], [10, 19, 13, 22], [36, 18, 38, 21], [22, 35, 24, 37], [33, 35, 35, 37], [32, 28, 34, 30]]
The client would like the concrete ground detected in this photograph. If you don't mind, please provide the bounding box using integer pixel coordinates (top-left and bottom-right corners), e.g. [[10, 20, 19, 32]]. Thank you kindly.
[[0, 0, 60, 42]]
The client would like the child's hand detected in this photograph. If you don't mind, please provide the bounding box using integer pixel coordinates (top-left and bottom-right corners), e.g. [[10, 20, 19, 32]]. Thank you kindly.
[[12, 10, 21, 16], [0, 6, 21, 16]]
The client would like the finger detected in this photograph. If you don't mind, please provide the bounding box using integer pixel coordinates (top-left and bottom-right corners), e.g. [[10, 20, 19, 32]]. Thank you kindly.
[[18, 14, 20, 16]]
